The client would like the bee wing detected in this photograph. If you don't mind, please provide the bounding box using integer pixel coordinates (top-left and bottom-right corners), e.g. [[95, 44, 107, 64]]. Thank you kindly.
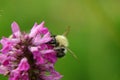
[[63, 26, 70, 36], [66, 47, 80, 62]]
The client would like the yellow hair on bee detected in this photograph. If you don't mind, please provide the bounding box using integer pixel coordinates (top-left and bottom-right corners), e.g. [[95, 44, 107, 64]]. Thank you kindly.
[[55, 35, 68, 47]]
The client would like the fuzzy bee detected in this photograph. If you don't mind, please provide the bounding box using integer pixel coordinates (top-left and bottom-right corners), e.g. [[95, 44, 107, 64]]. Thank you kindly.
[[48, 27, 79, 61]]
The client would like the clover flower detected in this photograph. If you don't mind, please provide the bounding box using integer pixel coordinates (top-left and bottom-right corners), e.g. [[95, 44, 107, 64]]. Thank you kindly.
[[0, 22, 62, 80]]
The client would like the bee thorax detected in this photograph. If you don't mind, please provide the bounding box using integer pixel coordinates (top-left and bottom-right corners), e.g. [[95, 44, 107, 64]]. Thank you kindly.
[[55, 35, 68, 47]]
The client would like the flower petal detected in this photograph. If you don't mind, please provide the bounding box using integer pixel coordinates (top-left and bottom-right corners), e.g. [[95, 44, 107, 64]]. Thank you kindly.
[[30, 22, 38, 33], [29, 21, 45, 37], [10, 69, 20, 80], [40, 49, 55, 54], [0, 38, 20, 53], [0, 54, 7, 63], [32, 51, 45, 65], [17, 58, 30, 71], [11, 21, 21, 37], [40, 32, 52, 43], [11, 22, 20, 33], [0, 65, 8, 74]]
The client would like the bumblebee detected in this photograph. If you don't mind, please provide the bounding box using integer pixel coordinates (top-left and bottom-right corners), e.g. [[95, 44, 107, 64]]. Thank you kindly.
[[50, 35, 68, 58], [48, 27, 79, 61]]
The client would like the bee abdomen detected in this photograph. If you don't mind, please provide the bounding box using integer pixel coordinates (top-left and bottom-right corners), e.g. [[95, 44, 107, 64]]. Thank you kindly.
[[57, 52, 65, 58], [54, 47, 66, 58]]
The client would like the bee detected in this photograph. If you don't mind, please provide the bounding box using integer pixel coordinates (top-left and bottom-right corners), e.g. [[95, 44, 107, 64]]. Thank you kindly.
[[48, 27, 79, 61]]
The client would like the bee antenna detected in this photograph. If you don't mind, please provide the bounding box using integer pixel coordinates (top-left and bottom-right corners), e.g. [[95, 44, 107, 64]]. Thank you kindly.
[[66, 47, 80, 63], [63, 26, 70, 36]]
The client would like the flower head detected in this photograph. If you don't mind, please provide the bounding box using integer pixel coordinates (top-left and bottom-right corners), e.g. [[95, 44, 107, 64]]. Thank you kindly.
[[0, 22, 62, 80]]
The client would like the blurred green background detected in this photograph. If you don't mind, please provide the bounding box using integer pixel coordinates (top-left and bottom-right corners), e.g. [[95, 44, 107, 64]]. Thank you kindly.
[[0, 0, 120, 80]]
